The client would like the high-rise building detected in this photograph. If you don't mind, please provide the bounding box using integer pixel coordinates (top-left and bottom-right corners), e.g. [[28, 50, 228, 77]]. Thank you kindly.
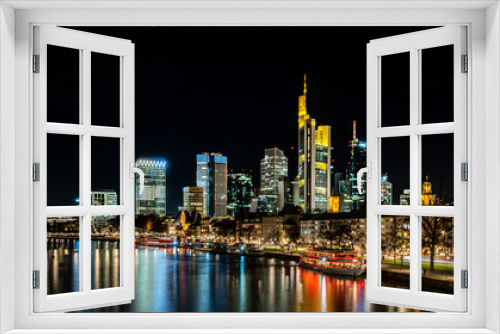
[[183, 187, 204, 214], [297, 74, 332, 213], [196, 152, 228, 217], [333, 172, 345, 195], [257, 194, 279, 215], [227, 170, 254, 218], [91, 189, 118, 206], [339, 179, 352, 212], [381, 174, 393, 205], [135, 159, 167, 216], [291, 177, 300, 206], [196, 153, 210, 216], [400, 189, 410, 205], [277, 176, 295, 211], [91, 190, 118, 228], [260, 148, 288, 194], [348, 121, 366, 211]]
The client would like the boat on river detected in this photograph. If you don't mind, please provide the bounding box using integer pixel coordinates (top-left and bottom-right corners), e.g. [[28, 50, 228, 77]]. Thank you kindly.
[[227, 243, 265, 256], [299, 249, 366, 276]]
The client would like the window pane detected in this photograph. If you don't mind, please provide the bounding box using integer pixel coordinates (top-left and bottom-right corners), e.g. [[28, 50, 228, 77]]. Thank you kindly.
[[47, 217, 80, 295], [421, 134, 454, 206], [381, 137, 410, 205], [91, 137, 121, 205], [421, 216, 454, 294], [381, 52, 410, 127], [91, 215, 121, 290], [381, 215, 410, 290], [47, 45, 80, 124], [47, 134, 80, 206], [421, 45, 454, 124], [91, 52, 120, 127]]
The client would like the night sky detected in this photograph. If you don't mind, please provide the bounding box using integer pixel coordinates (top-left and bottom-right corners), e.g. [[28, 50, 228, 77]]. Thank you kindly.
[[47, 26, 455, 212]]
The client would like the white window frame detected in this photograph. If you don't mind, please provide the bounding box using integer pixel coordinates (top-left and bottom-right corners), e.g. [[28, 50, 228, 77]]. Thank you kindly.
[[33, 26, 136, 312], [366, 26, 467, 312], [1, 2, 499, 333]]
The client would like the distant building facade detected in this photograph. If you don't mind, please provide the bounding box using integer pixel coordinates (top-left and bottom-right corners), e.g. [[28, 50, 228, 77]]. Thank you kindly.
[[260, 148, 288, 194], [135, 159, 167, 216], [227, 170, 254, 218], [381, 174, 393, 205], [91, 189, 118, 206], [400, 189, 410, 205], [297, 74, 332, 213], [196, 152, 228, 217], [183, 187, 204, 214]]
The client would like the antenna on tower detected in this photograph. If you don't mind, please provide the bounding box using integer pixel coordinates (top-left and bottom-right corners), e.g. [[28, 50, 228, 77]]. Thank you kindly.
[[303, 73, 307, 97], [353, 120, 357, 139]]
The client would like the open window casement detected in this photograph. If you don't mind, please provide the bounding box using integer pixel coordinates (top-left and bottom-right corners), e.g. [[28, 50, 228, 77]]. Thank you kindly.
[[33, 26, 136, 312], [365, 26, 467, 312]]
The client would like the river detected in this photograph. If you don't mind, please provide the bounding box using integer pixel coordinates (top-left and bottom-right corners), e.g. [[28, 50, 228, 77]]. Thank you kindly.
[[47, 240, 421, 312]]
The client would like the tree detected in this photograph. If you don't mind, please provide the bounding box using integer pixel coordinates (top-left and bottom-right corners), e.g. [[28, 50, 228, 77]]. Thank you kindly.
[[381, 217, 409, 266], [422, 216, 443, 271], [331, 223, 349, 249], [287, 226, 300, 245], [421, 174, 454, 271]]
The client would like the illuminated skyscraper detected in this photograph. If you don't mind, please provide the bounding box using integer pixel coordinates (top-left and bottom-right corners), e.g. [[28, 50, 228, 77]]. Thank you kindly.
[[196, 152, 228, 217], [135, 159, 167, 216], [381, 174, 393, 205], [297, 74, 332, 213], [183, 186, 204, 214], [227, 170, 254, 218], [260, 148, 288, 195], [348, 121, 367, 211]]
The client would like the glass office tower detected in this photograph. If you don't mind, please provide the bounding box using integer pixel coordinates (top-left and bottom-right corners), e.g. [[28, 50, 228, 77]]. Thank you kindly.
[[227, 171, 254, 218], [135, 159, 167, 216], [260, 148, 288, 195], [196, 152, 228, 217], [183, 186, 204, 214]]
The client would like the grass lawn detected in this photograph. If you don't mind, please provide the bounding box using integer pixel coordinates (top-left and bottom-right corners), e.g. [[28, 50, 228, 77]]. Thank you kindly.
[[263, 247, 307, 255], [382, 259, 453, 275]]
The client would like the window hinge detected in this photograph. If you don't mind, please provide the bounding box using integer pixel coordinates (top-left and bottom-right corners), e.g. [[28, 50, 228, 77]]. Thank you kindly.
[[33, 163, 40, 182], [461, 270, 468, 289], [33, 54, 40, 73], [461, 162, 468, 181], [461, 54, 468, 73], [33, 270, 40, 289]]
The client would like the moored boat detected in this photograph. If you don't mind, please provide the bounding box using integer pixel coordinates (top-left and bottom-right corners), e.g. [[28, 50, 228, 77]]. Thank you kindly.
[[299, 249, 366, 276]]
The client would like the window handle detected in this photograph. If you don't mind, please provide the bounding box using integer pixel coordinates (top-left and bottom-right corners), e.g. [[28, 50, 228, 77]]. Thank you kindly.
[[130, 162, 145, 195], [357, 163, 371, 195]]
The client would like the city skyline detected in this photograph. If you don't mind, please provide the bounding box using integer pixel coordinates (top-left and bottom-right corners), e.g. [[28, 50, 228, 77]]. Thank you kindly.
[[50, 26, 453, 212]]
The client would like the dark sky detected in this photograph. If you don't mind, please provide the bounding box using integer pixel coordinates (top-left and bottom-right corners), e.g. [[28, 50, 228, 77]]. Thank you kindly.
[[47, 26, 455, 212]]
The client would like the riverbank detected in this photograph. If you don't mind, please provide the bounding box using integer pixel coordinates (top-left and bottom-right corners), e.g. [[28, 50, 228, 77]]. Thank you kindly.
[[381, 265, 454, 294]]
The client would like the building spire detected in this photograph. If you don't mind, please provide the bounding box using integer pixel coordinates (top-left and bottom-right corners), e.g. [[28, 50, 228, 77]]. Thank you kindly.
[[353, 120, 357, 139], [303, 73, 307, 97]]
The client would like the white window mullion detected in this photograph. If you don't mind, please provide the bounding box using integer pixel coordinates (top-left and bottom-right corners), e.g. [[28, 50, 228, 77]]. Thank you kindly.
[[82, 47, 92, 295], [409, 47, 419, 295], [366, 46, 380, 300]]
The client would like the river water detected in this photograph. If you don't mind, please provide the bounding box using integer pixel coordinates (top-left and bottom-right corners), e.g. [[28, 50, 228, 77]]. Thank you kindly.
[[47, 240, 420, 312]]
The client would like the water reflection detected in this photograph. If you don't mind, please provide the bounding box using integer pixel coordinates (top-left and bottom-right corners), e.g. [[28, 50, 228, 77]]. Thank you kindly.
[[48, 243, 422, 312], [48, 241, 422, 312]]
